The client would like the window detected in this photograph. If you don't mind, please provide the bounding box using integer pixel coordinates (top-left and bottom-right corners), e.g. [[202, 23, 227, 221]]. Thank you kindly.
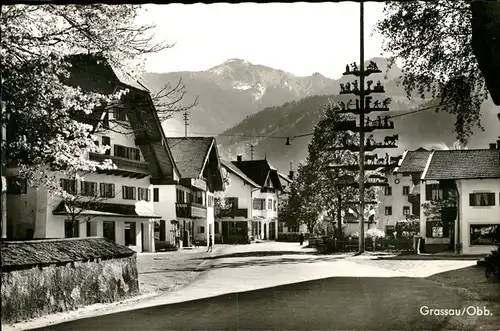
[[60, 178, 77, 195], [176, 189, 183, 203], [124, 222, 136, 246], [426, 220, 449, 238], [7, 176, 27, 194], [253, 198, 265, 210], [122, 186, 136, 200], [199, 226, 205, 234], [402, 186, 410, 195], [81, 181, 98, 196], [114, 107, 127, 121], [193, 191, 203, 205], [425, 184, 443, 201], [385, 206, 392, 215], [207, 195, 214, 207], [266, 178, 271, 187], [153, 188, 159, 202], [86, 221, 91, 237], [274, 200, 277, 211], [470, 224, 499, 245], [268, 199, 273, 210], [384, 186, 392, 196], [103, 221, 115, 241], [102, 136, 111, 155], [114, 145, 141, 161], [469, 193, 495, 207], [64, 221, 79, 238], [100, 183, 115, 198], [215, 222, 219, 234], [289, 225, 299, 232], [138, 187, 150, 201], [278, 222, 284, 233], [403, 206, 410, 215]]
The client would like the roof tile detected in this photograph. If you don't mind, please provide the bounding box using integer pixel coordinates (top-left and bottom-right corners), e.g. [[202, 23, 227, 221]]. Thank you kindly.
[[167, 137, 214, 178], [424, 149, 500, 180], [397, 149, 432, 173], [220, 160, 260, 188]]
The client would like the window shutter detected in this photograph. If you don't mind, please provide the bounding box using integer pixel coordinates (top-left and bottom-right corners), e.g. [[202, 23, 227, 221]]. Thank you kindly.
[[426, 222, 433, 237], [122, 186, 126, 199], [146, 189, 150, 202], [233, 197, 238, 210], [469, 193, 476, 206], [426, 185, 432, 201], [133, 187, 136, 200], [110, 184, 115, 197], [488, 192, 495, 205], [114, 145, 119, 156], [100, 183, 105, 197], [153, 188, 159, 202], [443, 220, 450, 238]]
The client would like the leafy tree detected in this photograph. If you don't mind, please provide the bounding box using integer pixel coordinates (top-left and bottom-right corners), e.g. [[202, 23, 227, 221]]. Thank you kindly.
[[293, 102, 381, 237], [1, 4, 193, 193], [278, 180, 301, 229], [375, 1, 488, 144]]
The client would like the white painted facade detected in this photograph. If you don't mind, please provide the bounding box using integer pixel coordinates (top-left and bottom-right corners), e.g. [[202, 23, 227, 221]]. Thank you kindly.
[[6, 109, 158, 253], [457, 178, 500, 255], [377, 171, 414, 232], [252, 190, 279, 240]]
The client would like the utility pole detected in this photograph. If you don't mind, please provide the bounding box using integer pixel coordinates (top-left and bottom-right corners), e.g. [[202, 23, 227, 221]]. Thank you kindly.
[[183, 111, 189, 138], [250, 144, 255, 160]]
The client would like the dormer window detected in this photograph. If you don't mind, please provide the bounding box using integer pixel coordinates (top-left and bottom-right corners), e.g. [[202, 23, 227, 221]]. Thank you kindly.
[[266, 178, 271, 187]]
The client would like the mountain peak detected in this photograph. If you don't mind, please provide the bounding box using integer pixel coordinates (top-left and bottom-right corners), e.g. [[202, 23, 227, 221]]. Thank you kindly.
[[224, 58, 252, 65]]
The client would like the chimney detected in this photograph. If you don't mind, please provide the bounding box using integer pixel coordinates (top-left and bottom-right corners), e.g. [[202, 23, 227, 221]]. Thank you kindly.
[[289, 161, 294, 180], [489, 143, 497, 150], [236, 154, 242, 162]]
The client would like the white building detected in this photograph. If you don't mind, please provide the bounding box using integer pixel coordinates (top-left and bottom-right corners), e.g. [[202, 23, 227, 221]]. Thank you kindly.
[[6, 54, 177, 253], [217, 160, 261, 243], [153, 137, 224, 248], [230, 156, 282, 240], [397, 146, 500, 255], [379, 148, 431, 236]]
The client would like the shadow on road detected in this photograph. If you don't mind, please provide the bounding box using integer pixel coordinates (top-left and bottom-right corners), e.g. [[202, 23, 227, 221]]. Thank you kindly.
[[374, 254, 485, 261], [195, 250, 321, 261], [31, 276, 481, 331]]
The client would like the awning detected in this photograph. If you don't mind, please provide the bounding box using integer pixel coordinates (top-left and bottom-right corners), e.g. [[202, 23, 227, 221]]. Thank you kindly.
[[53, 201, 162, 219]]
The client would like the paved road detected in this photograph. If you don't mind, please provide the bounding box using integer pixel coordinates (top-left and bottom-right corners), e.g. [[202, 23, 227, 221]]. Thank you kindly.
[[30, 242, 496, 330]]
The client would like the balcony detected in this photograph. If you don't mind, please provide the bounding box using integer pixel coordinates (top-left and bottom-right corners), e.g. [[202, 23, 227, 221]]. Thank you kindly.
[[220, 208, 248, 219], [89, 153, 149, 178], [176, 202, 207, 219], [179, 178, 207, 191]]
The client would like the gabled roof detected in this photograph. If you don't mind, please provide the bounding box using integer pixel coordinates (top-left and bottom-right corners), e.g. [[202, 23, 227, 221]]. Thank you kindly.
[[278, 172, 293, 184], [396, 148, 432, 173], [166, 137, 215, 178], [220, 160, 260, 188], [231, 159, 283, 191], [422, 149, 500, 180], [66, 54, 179, 182]]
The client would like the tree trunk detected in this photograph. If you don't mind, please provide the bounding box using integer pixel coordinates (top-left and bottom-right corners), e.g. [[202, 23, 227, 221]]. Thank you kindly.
[[1, 177, 7, 239]]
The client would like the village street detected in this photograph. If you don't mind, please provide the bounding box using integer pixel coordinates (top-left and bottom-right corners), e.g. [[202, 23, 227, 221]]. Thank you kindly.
[[13, 241, 499, 331]]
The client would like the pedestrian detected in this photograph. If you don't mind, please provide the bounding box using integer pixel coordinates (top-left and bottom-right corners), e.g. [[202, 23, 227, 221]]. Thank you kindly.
[[207, 235, 213, 252], [299, 232, 304, 246]]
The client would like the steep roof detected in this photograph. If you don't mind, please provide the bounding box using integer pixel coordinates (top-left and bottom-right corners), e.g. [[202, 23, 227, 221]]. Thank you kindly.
[[232, 159, 283, 191], [396, 149, 432, 173], [220, 160, 260, 188], [167, 137, 214, 178], [66, 54, 179, 182], [423, 149, 500, 180]]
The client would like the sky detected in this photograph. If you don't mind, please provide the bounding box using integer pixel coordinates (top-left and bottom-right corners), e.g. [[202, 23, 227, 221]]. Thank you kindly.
[[136, 2, 388, 79]]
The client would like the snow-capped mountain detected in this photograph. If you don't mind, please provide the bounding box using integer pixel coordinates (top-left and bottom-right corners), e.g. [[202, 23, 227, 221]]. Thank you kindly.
[[142, 58, 340, 135]]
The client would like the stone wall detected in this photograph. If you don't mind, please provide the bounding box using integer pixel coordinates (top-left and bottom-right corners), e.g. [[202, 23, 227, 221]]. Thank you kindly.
[[1, 238, 139, 324]]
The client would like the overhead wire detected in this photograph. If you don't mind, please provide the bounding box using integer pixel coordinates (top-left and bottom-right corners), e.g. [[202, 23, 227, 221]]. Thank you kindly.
[[165, 101, 446, 140]]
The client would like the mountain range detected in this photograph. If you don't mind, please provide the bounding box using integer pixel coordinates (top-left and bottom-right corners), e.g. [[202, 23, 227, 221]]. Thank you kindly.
[[143, 58, 499, 174]]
